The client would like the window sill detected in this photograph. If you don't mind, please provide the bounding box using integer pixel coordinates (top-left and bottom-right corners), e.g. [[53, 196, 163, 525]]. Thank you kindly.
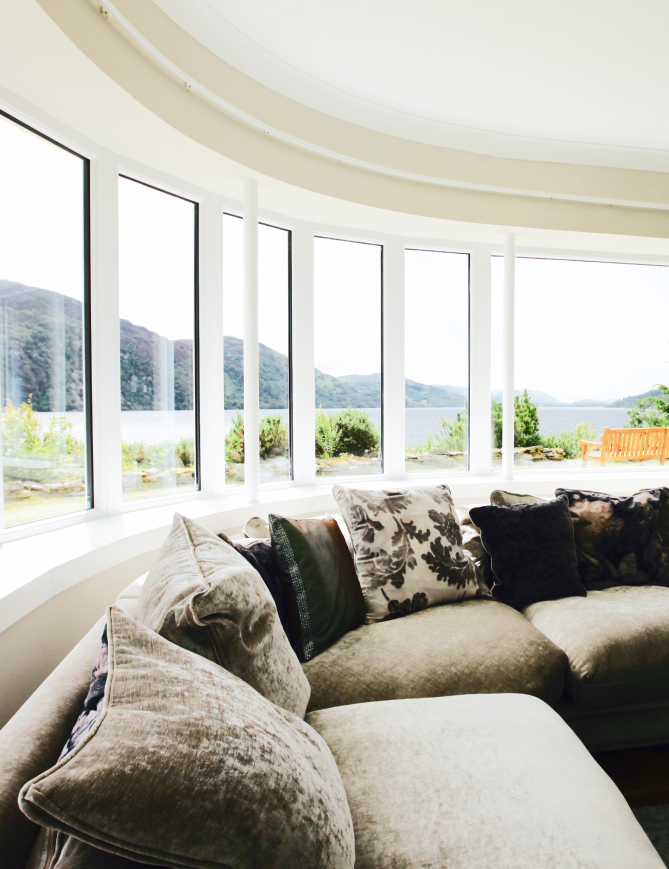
[[2, 466, 668, 634]]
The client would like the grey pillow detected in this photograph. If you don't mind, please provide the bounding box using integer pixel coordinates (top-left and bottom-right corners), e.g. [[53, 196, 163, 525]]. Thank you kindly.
[[137, 513, 310, 717], [333, 484, 484, 623], [490, 490, 547, 507], [19, 607, 355, 869]]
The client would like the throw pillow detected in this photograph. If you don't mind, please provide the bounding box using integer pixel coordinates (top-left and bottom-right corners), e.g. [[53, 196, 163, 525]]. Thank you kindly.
[[490, 490, 547, 507], [556, 487, 669, 589], [137, 513, 310, 717], [269, 515, 366, 661], [217, 531, 296, 650], [469, 498, 586, 609], [19, 607, 355, 869], [333, 484, 484, 624]]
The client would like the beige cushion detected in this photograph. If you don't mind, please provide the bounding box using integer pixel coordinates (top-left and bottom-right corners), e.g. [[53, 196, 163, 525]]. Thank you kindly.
[[490, 489, 547, 506], [137, 513, 310, 717], [20, 607, 355, 869], [303, 599, 567, 712], [308, 692, 663, 869], [524, 585, 669, 711]]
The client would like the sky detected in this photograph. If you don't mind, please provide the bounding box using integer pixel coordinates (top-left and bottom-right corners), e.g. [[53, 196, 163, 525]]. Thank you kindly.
[[491, 255, 669, 402], [0, 114, 84, 301], [3, 112, 669, 404]]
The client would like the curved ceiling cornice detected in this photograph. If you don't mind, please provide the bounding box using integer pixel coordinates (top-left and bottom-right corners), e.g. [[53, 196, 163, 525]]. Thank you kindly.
[[34, 0, 669, 236], [153, 0, 669, 166]]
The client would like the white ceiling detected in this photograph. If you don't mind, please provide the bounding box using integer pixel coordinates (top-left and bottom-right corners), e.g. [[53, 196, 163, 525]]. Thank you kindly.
[[153, 0, 669, 160]]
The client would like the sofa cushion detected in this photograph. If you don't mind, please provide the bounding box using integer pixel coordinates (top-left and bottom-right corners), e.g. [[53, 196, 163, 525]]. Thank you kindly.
[[470, 498, 586, 609], [490, 489, 547, 506], [556, 487, 669, 588], [303, 599, 567, 712], [19, 606, 355, 869], [333, 483, 484, 623], [137, 513, 310, 717], [307, 693, 664, 869], [269, 514, 366, 662], [524, 585, 669, 711]]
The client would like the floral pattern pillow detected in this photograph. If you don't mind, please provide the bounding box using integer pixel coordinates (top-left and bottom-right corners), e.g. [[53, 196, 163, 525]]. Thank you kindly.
[[333, 484, 485, 623]]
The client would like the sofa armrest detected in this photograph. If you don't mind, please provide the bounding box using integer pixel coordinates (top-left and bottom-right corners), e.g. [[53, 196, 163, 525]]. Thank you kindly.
[[0, 617, 105, 869]]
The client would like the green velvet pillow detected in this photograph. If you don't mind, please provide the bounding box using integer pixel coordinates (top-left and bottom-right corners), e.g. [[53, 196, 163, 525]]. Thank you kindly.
[[269, 515, 366, 662]]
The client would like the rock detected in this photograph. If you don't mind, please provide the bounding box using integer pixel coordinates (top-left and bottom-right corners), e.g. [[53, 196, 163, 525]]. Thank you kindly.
[[177, 470, 194, 485], [122, 471, 143, 492], [3, 481, 24, 495], [23, 481, 48, 491], [157, 472, 176, 488]]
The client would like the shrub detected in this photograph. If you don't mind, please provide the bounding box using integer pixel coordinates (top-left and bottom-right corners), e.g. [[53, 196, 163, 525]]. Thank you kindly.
[[2, 398, 84, 461], [175, 437, 195, 468], [316, 407, 380, 458], [491, 391, 540, 448], [330, 407, 380, 456], [224, 413, 289, 464], [225, 413, 245, 464], [541, 422, 596, 459]]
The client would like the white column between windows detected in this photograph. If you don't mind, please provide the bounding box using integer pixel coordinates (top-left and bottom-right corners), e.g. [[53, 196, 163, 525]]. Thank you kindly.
[[198, 194, 225, 498], [383, 238, 406, 480], [291, 223, 316, 487], [502, 233, 516, 481], [91, 149, 122, 514], [243, 179, 260, 502], [469, 244, 492, 475]]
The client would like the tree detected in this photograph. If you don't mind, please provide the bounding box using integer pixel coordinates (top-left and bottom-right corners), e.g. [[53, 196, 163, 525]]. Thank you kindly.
[[628, 384, 669, 428], [491, 390, 540, 448]]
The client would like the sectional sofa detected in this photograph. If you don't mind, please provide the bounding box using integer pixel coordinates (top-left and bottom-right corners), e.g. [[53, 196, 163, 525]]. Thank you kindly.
[[1, 497, 667, 868]]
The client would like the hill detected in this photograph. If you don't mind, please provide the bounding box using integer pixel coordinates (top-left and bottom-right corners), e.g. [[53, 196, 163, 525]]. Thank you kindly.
[[608, 388, 664, 408]]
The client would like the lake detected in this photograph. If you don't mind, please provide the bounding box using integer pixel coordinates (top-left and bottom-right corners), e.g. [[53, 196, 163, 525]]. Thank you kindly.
[[32, 406, 634, 448]]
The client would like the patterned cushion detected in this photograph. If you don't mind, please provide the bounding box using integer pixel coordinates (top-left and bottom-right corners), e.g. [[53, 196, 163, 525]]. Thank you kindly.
[[333, 484, 485, 624], [19, 607, 354, 869], [556, 488, 669, 589], [137, 513, 310, 717]]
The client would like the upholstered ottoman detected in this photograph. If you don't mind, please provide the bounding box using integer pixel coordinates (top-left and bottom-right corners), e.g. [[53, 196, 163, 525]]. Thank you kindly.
[[308, 692, 664, 869], [303, 598, 567, 712], [524, 585, 669, 711]]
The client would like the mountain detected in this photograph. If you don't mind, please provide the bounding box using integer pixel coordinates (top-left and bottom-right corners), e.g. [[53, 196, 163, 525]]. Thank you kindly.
[[608, 388, 664, 409]]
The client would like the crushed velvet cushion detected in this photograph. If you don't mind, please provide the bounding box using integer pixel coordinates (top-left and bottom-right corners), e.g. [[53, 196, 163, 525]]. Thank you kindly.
[[524, 586, 669, 711], [490, 490, 547, 506], [307, 693, 663, 869], [137, 513, 310, 717], [269, 515, 366, 662], [556, 488, 669, 589], [333, 484, 484, 623], [19, 607, 355, 869], [303, 599, 567, 712], [470, 498, 586, 609]]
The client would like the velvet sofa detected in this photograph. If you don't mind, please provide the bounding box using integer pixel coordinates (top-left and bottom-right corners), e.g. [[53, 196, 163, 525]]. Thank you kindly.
[[1, 544, 667, 868]]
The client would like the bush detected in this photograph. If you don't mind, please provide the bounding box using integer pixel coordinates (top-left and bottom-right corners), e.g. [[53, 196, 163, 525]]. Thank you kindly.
[[225, 413, 289, 464], [491, 391, 540, 448], [3, 398, 84, 461], [541, 422, 596, 459], [315, 407, 380, 458]]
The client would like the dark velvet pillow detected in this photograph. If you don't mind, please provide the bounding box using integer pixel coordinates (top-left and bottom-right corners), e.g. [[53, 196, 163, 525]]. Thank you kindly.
[[469, 498, 586, 609], [269, 514, 366, 662], [556, 487, 669, 589], [217, 533, 296, 651]]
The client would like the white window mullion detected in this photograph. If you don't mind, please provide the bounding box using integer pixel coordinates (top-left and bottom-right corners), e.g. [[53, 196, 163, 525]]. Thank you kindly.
[[291, 223, 316, 487], [469, 244, 492, 476], [502, 233, 516, 481], [243, 179, 260, 502], [198, 194, 225, 498], [91, 149, 122, 515], [383, 238, 405, 480]]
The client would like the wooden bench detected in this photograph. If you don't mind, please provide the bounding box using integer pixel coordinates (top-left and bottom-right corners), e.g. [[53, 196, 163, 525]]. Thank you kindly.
[[579, 427, 669, 466]]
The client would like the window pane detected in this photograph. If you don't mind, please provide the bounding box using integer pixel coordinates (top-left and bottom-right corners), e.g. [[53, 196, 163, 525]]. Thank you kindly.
[[314, 237, 382, 477], [223, 216, 293, 486], [1, 114, 90, 528], [491, 255, 504, 468], [118, 177, 197, 501], [514, 257, 669, 472], [404, 250, 469, 473]]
